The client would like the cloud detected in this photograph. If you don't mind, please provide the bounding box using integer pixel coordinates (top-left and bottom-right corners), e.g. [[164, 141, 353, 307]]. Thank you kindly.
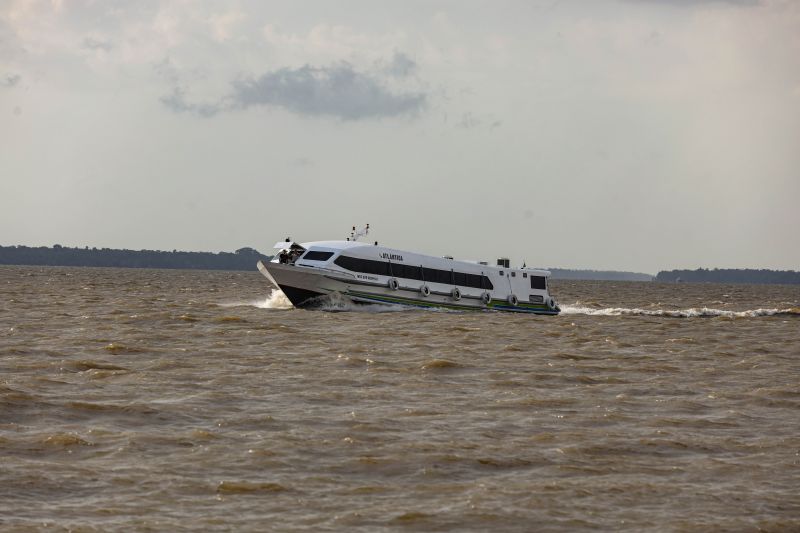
[[3, 74, 21, 88], [82, 36, 113, 52], [292, 156, 314, 167], [162, 61, 427, 120], [231, 63, 426, 119], [455, 112, 502, 130], [160, 87, 221, 118], [208, 11, 245, 42], [384, 52, 417, 78]]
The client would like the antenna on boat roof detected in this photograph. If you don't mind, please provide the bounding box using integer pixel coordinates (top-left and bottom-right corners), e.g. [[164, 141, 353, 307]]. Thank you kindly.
[[349, 223, 370, 242]]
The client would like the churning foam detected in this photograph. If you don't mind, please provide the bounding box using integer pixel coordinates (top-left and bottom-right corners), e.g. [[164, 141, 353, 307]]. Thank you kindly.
[[560, 305, 800, 318], [220, 289, 408, 312], [310, 291, 410, 313], [222, 293, 799, 317], [219, 289, 293, 310]]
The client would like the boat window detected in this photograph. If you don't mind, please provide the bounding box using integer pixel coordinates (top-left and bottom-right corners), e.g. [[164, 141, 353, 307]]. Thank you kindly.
[[529, 294, 544, 303], [523, 273, 528, 278], [333, 255, 365, 273], [334, 255, 493, 289], [301, 251, 334, 262], [511, 272, 516, 277], [466, 273, 483, 288], [435, 270, 451, 284], [377, 261, 391, 276], [531, 276, 546, 290], [499, 271, 504, 276], [394, 263, 423, 281]]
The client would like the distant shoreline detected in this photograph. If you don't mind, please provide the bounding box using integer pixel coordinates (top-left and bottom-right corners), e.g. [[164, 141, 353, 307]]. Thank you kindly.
[[547, 269, 653, 282], [655, 268, 800, 285], [2, 245, 797, 284], [0, 245, 271, 272]]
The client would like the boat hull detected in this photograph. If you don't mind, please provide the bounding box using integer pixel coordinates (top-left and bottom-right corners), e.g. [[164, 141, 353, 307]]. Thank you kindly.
[[257, 261, 559, 315]]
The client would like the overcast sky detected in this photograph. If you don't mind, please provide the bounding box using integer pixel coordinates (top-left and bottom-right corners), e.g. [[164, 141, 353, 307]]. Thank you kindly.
[[2, 0, 798, 273]]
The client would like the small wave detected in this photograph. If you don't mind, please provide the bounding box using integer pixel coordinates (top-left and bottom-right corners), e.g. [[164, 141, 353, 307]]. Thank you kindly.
[[336, 354, 376, 366], [390, 512, 433, 525], [216, 481, 288, 494], [42, 433, 93, 447], [67, 360, 129, 372], [420, 359, 463, 370], [560, 305, 800, 318], [104, 343, 143, 354], [215, 316, 247, 323]]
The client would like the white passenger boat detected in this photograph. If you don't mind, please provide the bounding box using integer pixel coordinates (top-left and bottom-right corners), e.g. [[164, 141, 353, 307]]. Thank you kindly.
[[257, 227, 560, 315]]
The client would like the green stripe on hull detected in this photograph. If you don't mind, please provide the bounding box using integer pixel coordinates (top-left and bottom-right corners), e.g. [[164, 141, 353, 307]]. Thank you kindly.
[[347, 290, 559, 315]]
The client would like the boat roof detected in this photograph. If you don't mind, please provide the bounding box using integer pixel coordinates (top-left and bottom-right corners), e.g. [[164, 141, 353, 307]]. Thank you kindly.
[[300, 240, 372, 250], [292, 240, 551, 276]]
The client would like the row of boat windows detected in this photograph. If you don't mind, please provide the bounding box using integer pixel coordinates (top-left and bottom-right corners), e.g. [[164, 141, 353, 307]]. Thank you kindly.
[[333, 255, 495, 290], [301, 250, 547, 291], [501, 270, 547, 289]]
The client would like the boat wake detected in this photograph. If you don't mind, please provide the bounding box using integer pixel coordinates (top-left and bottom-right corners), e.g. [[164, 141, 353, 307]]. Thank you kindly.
[[560, 305, 800, 318], [219, 289, 293, 310], [223, 293, 799, 318], [221, 289, 409, 313], [301, 292, 411, 313]]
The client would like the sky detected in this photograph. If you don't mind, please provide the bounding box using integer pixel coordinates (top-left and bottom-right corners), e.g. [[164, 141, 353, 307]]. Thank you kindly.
[[1, 0, 798, 273]]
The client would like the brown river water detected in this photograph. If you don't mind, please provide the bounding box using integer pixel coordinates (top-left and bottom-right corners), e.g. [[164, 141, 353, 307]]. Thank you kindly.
[[1, 265, 799, 531]]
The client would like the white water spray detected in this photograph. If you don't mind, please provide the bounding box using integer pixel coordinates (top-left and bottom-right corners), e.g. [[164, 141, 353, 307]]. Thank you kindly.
[[559, 305, 799, 318]]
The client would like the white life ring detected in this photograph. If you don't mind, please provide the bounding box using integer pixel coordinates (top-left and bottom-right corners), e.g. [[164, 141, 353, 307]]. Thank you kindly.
[[507, 294, 518, 306], [420, 285, 430, 297], [388, 278, 399, 291], [451, 287, 461, 301], [481, 292, 492, 305]]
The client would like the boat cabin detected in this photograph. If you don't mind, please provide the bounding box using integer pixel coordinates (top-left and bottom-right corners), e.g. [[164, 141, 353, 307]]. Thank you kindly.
[[273, 240, 551, 306]]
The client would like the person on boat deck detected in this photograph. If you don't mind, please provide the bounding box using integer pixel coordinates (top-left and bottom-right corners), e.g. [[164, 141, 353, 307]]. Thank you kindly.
[[279, 250, 289, 264]]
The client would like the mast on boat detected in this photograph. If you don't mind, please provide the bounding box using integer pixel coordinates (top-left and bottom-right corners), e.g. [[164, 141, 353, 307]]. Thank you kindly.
[[347, 224, 370, 242]]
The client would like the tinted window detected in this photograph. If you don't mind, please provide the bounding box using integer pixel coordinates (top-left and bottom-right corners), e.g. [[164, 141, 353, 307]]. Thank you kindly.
[[376, 261, 391, 277], [334, 255, 493, 289], [465, 273, 482, 288], [302, 251, 334, 261], [436, 269, 451, 284], [334, 255, 361, 272], [397, 264, 422, 281], [531, 276, 546, 290]]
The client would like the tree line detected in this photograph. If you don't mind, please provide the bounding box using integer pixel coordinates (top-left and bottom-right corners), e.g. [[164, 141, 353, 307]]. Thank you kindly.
[[0, 245, 271, 271], [547, 269, 653, 281], [3, 246, 798, 284], [656, 268, 800, 285]]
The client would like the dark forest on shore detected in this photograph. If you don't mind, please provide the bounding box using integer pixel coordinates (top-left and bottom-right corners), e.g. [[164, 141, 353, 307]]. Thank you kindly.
[[656, 268, 800, 285], [1, 245, 798, 284], [0, 245, 271, 271]]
